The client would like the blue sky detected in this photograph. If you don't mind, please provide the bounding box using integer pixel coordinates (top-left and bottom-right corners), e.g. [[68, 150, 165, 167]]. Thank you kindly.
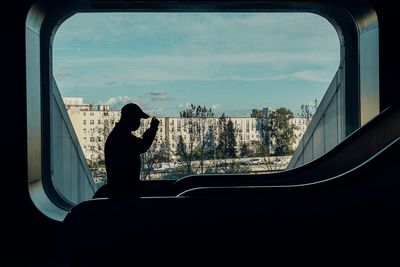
[[53, 12, 340, 116]]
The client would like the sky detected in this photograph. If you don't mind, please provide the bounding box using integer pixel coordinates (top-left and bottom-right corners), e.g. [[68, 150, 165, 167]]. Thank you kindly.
[[53, 12, 340, 116]]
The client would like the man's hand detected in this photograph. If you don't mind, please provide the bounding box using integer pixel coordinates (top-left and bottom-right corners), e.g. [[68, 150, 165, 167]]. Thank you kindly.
[[150, 117, 160, 128]]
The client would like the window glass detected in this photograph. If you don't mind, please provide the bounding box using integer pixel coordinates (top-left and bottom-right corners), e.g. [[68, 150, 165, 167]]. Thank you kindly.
[[53, 12, 340, 185]]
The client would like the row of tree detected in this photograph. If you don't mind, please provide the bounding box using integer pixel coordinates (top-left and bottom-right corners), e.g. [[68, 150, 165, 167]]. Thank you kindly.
[[88, 101, 318, 180], [141, 104, 311, 179]]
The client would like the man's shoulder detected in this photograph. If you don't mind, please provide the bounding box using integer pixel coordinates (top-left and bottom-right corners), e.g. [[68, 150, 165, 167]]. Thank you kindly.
[[107, 129, 138, 142]]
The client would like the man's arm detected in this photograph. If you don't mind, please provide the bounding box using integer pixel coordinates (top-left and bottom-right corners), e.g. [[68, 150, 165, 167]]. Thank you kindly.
[[137, 117, 159, 153]]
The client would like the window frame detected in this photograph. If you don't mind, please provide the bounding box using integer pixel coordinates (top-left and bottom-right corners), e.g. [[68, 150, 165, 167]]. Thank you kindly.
[[26, 0, 379, 220]]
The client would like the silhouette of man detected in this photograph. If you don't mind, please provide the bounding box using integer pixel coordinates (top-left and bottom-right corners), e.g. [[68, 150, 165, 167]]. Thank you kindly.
[[104, 103, 159, 198]]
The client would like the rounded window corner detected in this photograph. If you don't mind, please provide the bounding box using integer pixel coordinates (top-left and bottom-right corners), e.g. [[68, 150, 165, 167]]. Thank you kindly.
[[28, 180, 69, 222]]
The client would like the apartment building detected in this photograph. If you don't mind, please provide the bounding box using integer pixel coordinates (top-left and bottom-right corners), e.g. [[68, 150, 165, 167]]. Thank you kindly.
[[63, 97, 307, 163]]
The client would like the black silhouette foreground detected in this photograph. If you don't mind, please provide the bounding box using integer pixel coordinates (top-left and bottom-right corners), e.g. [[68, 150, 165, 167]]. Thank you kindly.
[[94, 103, 159, 199]]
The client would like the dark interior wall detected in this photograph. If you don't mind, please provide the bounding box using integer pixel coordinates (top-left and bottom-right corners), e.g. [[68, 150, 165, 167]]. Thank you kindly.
[[2, 0, 61, 262], [2, 0, 399, 264], [369, 0, 400, 110]]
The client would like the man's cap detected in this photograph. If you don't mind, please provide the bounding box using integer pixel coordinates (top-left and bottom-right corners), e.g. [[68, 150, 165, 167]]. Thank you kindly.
[[121, 103, 150, 119]]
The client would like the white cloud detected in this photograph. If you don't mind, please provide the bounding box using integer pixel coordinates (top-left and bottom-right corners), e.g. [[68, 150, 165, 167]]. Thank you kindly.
[[292, 69, 336, 83], [151, 95, 170, 101], [178, 102, 193, 109], [101, 96, 164, 116], [149, 90, 165, 96], [53, 12, 340, 92], [211, 104, 220, 110], [54, 51, 339, 89], [102, 96, 138, 109], [147, 90, 174, 101]]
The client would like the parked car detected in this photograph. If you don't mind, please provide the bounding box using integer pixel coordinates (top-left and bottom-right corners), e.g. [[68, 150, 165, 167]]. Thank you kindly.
[[249, 158, 261, 165]]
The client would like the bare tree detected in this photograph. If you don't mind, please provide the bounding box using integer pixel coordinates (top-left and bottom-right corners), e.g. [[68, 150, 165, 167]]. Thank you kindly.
[[300, 99, 318, 126], [141, 137, 171, 180], [178, 104, 214, 175]]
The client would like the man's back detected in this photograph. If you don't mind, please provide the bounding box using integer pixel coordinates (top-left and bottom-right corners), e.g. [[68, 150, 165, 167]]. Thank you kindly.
[[105, 124, 142, 189], [104, 114, 159, 198]]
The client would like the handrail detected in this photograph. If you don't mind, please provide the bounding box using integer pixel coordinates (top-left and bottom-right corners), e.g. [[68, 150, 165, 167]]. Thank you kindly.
[[177, 136, 400, 197], [173, 106, 400, 194]]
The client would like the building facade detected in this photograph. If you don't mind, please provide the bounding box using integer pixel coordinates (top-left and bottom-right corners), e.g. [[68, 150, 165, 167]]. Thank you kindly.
[[63, 97, 308, 164]]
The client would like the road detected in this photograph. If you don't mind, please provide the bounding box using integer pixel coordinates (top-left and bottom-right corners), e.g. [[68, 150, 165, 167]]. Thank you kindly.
[[149, 156, 292, 178]]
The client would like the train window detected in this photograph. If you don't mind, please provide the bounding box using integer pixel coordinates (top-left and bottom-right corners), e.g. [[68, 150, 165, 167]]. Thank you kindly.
[[52, 12, 339, 187], [26, 1, 379, 220]]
